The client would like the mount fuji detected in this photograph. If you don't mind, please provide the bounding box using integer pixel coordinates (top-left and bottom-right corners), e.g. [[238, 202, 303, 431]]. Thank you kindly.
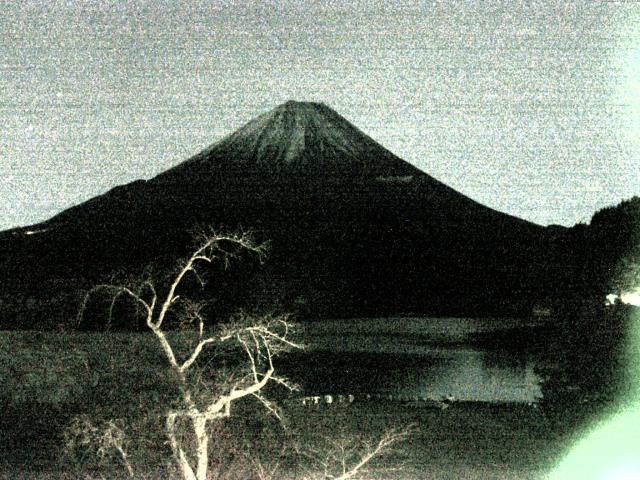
[[0, 101, 551, 328]]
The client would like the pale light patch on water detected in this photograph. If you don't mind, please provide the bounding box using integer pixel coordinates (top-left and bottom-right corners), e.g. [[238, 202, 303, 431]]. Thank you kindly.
[[292, 317, 545, 404], [391, 350, 542, 403]]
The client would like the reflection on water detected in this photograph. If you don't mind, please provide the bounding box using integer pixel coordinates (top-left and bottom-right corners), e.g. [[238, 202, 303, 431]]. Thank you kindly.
[[282, 317, 544, 403], [394, 350, 540, 403]]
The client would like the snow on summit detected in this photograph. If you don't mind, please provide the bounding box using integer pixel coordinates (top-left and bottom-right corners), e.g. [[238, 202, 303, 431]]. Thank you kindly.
[[160, 101, 425, 179]]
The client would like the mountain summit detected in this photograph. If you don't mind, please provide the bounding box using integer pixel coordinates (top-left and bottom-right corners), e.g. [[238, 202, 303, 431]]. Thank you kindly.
[[159, 101, 424, 179]]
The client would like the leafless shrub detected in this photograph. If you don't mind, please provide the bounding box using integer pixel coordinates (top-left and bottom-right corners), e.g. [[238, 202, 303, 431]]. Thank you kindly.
[[64, 415, 134, 477], [297, 425, 416, 480]]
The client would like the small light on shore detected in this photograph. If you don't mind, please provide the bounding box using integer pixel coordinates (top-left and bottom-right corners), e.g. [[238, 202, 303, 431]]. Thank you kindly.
[[605, 289, 640, 307]]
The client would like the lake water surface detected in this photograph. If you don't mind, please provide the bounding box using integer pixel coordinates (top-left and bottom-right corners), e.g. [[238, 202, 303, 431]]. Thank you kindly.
[[281, 317, 546, 403]]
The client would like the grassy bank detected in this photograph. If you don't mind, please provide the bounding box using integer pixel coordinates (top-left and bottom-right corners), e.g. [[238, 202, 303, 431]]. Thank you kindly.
[[0, 328, 615, 478], [0, 399, 576, 479]]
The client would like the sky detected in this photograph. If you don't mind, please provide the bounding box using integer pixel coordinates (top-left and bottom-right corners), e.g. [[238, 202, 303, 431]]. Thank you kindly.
[[1, 0, 639, 230]]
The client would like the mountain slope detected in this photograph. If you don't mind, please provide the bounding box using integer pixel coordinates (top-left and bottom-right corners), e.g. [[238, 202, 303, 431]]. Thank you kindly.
[[0, 101, 551, 329]]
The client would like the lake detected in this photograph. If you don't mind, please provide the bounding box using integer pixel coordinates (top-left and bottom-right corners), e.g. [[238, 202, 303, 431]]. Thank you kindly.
[[281, 317, 547, 403]]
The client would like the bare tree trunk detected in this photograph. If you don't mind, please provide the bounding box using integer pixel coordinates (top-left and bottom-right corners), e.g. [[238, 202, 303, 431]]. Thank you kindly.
[[193, 415, 209, 480], [115, 445, 135, 478], [167, 413, 197, 480]]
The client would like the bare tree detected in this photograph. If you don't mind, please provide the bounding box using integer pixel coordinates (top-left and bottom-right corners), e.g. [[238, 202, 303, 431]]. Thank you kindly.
[[78, 231, 301, 480], [64, 415, 135, 477], [298, 426, 415, 480]]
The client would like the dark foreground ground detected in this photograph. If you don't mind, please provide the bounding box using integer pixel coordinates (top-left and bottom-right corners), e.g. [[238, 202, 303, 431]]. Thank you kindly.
[[0, 396, 600, 480], [0, 321, 625, 480], [284, 400, 567, 480]]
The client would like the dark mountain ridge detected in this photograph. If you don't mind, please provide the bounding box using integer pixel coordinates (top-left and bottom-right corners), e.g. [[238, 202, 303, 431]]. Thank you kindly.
[[0, 101, 553, 329]]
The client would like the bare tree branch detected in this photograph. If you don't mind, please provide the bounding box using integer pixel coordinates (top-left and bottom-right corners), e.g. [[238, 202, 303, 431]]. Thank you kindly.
[[179, 337, 219, 373], [251, 392, 282, 422]]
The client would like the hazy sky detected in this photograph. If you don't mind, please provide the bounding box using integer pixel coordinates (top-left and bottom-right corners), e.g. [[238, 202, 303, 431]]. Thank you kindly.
[[1, 0, 639, 230]]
